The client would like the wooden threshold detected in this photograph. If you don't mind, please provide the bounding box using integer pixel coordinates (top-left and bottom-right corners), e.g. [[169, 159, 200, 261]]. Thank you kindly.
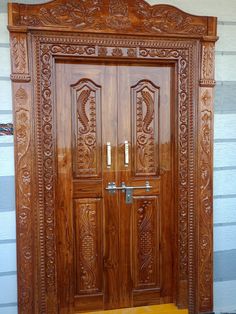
[[81, 304, 188, 314]]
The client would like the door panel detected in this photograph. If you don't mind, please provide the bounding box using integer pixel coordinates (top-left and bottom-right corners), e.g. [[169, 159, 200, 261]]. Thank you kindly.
[[55, 61, 174, 313], [117, 64, 173, 306]]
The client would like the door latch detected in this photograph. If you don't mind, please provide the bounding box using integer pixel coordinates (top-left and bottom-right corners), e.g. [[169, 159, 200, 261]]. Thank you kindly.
[[105, 181, 152, 204]]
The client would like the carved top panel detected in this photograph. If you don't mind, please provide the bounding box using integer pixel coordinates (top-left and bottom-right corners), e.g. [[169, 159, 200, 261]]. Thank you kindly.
[[8, 0, 217, 37]]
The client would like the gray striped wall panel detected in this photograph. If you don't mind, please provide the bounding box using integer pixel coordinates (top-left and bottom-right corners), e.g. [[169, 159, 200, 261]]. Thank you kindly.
[[0, 176, 15, 212], [215, 82, 236, 113], [0, 304, 18, 314], [214, 250, 236, 282]]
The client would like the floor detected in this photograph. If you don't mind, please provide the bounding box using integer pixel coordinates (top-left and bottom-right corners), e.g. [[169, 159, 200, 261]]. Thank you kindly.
[[84, 304, 188, 314]]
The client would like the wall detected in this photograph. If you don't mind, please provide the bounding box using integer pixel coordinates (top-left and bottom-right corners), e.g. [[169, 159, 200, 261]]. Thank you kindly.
[[0, 0, 236, 313]]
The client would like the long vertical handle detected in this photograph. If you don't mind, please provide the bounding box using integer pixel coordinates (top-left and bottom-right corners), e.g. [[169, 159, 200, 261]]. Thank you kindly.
[[124, 140, 129, 167], [107, 142, 111, 168]]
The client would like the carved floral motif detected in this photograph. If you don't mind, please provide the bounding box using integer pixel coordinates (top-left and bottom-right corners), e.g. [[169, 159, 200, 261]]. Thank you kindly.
[[18, 0, 102, 28], [77, 202, 100, 292], [132, 80, 159, 176], [15, 87, 33, 313], [13, 0, 208, 36], [199, 89, 213, 311], [135, 0, 207, 35], [134, 199, 157, 288], [202, 43, 215, 80], [73, 79, 101, 177]]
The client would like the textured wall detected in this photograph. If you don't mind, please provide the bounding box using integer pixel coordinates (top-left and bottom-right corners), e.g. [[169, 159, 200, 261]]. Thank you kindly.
[[0, 0, 236, 313]]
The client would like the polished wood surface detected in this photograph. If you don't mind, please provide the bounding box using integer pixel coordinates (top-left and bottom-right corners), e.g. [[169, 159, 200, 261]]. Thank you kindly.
[[8, 1, 217, 313], [56, 62, 174, 312]]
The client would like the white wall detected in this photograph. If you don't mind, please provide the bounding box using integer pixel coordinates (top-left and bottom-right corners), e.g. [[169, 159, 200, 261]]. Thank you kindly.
[[0, 1, 236, 313]]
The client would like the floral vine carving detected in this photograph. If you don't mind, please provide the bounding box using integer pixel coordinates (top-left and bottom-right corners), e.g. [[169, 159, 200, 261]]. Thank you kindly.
[[135, 1, 207, 35], [77, 203, 100, 292], [199, 91, 213, 311], [202, 43, 214, 80], [135, 200, 157, 287], [18, 0, 102, 28], [15, 87, 33, 313], [73, 79, 101, 178], [132, 80, 159, 176], [13, 0, 208, 36]]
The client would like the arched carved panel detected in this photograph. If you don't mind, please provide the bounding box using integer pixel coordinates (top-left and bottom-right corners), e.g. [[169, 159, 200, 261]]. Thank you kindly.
[[74, 199, 103, 295], [132, 197, 159, 289], [132, 80, 159, 176], [72, 79, 102, 178]]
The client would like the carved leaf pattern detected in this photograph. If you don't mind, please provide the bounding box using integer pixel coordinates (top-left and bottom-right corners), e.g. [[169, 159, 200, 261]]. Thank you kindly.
[[78, 203, 99, 292], [74, 79, 101, 177], [132, 80, 159, 176], [11, 35, 27, 74], [135, 1, 207, 35], [135, 200, 157, 287], [202, 43, 214, 80], [18, 0, 102, 28]]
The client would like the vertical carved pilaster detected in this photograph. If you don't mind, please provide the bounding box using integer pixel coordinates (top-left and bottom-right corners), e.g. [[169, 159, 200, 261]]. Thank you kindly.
[[13, 85, 34, 314], [197, 41, 215, 313], [10, 33, 30, 82], [10, 30, 34, 314]]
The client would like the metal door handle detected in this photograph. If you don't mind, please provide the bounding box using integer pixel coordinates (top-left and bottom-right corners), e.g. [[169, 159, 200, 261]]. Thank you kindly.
[[107, 142, 111, 168], [124, 140, 129, 167]]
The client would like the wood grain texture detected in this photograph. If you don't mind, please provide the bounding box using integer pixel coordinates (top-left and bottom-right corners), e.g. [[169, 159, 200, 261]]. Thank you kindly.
[[8, 1, 217, 314]]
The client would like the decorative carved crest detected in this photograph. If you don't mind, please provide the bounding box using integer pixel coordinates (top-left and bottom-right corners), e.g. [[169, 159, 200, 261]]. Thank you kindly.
[[9, 0, 216, 37]]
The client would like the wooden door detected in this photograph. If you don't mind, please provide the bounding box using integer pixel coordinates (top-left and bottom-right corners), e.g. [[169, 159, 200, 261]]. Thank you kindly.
[[56, 61, 174, 313]]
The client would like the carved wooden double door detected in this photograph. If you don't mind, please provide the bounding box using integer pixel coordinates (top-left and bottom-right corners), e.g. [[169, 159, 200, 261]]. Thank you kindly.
[[56, 61, 174, 312]]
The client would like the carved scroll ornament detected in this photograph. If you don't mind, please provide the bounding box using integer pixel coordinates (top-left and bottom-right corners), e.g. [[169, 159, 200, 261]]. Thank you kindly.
[[9, 0, 213, 37]]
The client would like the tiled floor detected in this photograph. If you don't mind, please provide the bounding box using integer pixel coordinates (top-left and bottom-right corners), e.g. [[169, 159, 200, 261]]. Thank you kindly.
[[84, 304, 188, 314]]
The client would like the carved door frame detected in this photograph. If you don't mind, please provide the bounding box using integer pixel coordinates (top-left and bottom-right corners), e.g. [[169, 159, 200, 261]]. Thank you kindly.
[[8, 1, 217, 313]]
